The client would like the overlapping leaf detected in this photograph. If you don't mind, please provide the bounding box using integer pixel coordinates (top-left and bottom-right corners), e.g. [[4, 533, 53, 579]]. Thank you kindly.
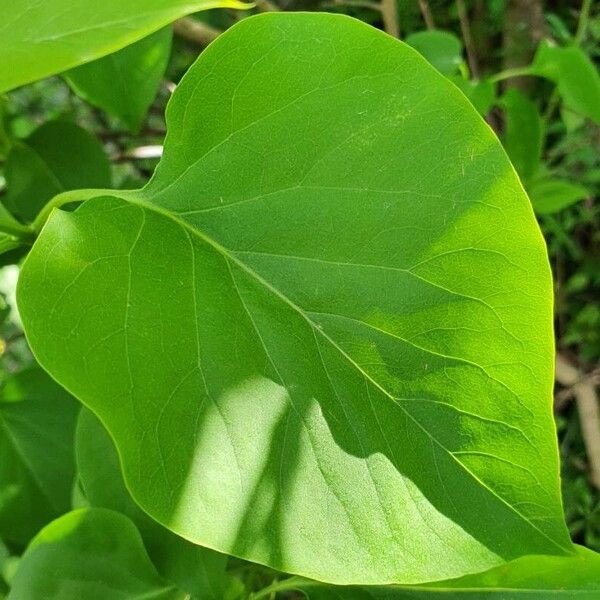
[[0, 0, 247, 93], [18, 13, 572, 584]]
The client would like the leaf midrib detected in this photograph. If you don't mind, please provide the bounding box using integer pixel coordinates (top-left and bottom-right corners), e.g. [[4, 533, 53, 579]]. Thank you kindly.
[[100, 191, 570, 555]]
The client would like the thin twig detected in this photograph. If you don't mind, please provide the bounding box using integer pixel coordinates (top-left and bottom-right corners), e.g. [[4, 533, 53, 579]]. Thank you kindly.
[[418, 0, 435, 29], [456, 0, 479, 78], [556, 353, 600, 490], [322, 0, 381, 11], [173, 18, 221, 46], [255, 0, 279, 11], [380, 0, 399, 37]]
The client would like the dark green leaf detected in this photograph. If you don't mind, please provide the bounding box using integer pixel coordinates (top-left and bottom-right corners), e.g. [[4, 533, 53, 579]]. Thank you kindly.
[[0, 366, 78, 548], [77, 408, 228, 599], [450, 77, 496, 115], [18, 13, 572, 584], [4, 120, 111, 223], [8, 508, 183, 599], [65, 28, 173, 133]]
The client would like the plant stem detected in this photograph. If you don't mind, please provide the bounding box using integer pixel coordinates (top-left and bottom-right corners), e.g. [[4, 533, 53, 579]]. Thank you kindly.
[[418, 0, 435, 29], [490, 66, 532, 83], [381, 0, 399, 37], [575, 0, 593, 44], [32, 188, 125, 234], [456, 0, 479, 78], [250, 576, 306, 600]]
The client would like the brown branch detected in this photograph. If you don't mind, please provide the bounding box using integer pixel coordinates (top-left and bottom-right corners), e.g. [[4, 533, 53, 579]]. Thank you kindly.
[[173, 17, 221, 47], [456, 0, 479, 78], [381, 0, 399, 37], [255, 0, 279, 11], [556, 353, 600, 490], [418, 0, 435, 30], [322, 0, 381, 11]]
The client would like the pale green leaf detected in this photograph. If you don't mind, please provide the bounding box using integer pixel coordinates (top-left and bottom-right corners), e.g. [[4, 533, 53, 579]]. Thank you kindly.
[[0, 367, 78, 548], [0, 0, 248, 93], [18, 13, 571, 585], [8, 508, 184, 599], [531, 41, 600, 124], [77, 408, 228, 599], [405, 30, 463, 76], [528, 177, 589, 214], [499, 88, 543, 182], [65, 28, 173, 132], [296, 546, 600, 598], [4, 120, 111, 223]]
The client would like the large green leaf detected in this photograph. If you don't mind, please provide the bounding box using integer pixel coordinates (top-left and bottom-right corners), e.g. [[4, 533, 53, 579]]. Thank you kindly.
[[18, 13, 571, 584], [0, 0, 247, 93], [531, 41, 600, 124], [77, 408, 228, 599], [0, 367, 78, 548], [3, 120, 111, 223], [295, 546, 600, 598], [65, 28, 173, 133], [8, 508, 184, 599]]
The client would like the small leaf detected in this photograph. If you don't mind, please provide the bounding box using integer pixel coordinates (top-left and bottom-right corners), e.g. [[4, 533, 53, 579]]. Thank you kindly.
[[531, 41, 600, 124], [4, 121, 111, 223], [528, 177, 589, 214], [296, 546, 600, 598], [77, 408, 228, 599], [0, 0, 249, 93], [18, 13, 572, 584], [450, 77, 496, 115], [0, 366, 79, 548], [405, 30, 463, 75], [499, 88, 543, 182], [65, 28, 173, 133], [8, 508, 184, 599]]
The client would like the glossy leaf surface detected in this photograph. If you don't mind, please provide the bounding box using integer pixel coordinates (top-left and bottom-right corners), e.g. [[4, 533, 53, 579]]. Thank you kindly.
[[65, 28, 173, 132], [8, 508, 183, 599], [19, 13, 571, 584], [0, 367, 78, 547], [77, 408, 227, 599], [0, 0, 247, 93]]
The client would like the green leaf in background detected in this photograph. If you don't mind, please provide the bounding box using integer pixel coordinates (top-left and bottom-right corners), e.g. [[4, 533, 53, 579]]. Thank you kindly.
[[18, 13, 572, 584], [296, 546, 600, 598], [405, 30, 463, 75], [77, 408, 228, 599], [0, 367, 78, 548], [0, 0, 249, 93], [3, 120, 111, 223], [8, 508, 184, 600], [531, 41, 600, 124], [528, 177, 590, 215], [450, 77, 496, 115], [499, 88, 543, 182], [65, 28, 173, 133]]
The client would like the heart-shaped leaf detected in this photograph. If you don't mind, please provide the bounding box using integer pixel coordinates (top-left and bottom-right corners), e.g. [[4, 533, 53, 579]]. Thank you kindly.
[[18, 13, 572, 584]]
